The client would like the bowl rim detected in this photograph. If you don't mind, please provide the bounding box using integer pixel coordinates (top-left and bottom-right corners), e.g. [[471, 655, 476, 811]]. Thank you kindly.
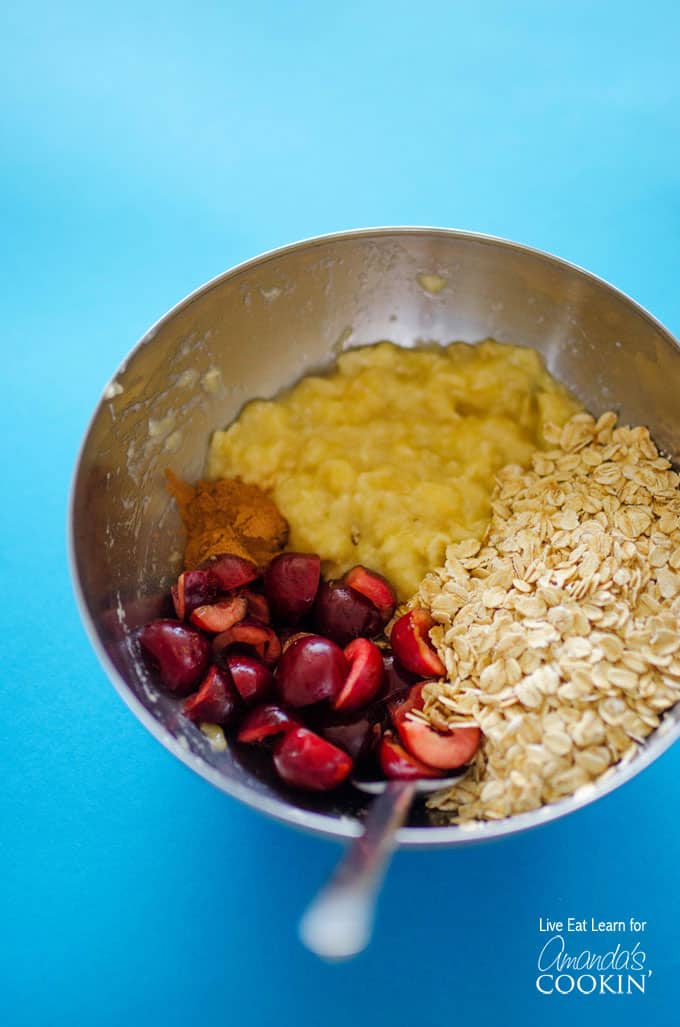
[[68, 225, 680, 848]]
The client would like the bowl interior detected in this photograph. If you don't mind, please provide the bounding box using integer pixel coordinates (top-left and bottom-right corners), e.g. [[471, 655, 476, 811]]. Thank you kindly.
[[70, 229, 680, 845]]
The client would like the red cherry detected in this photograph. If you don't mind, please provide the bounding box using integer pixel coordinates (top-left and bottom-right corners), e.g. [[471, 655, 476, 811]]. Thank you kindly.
[[263, 552, 321, 625], [390, 608, 446, 678], [390, 683, 481, 769], [182, 666, 239, 724], [237, 704, 302, 743], [189, 596, 247, 633], [273, 727, 353, 791], [379, 732, 443, 779], [314, 581, 383, 647], [333, 638, 385, 712], [137, 619, 210, 695], [224, 652, 274, 704], [213, 620, 282, 667], [343, 566, 397, 623], [198, 553, 259, 591], [276, 634, 349, 707], [240, 589, 271, 624], [318, 713, 378, 761], [171, 569, 219, 620], [388, 681, 430, 727], [380, 652, 418, 704]]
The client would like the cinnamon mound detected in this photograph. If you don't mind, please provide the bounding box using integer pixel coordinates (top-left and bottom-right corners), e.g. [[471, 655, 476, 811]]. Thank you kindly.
[[166, 469, 288, 570]]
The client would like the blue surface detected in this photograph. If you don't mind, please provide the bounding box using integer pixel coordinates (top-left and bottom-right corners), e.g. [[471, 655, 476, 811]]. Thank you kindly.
[[3, 2, 680, 1024]]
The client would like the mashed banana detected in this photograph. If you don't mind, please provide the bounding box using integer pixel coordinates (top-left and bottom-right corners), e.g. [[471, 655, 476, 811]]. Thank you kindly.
[[207, 341, 581, 600]]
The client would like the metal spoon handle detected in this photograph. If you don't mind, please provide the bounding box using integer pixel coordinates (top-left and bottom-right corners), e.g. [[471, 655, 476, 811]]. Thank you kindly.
[[299, 780, 417, 960]]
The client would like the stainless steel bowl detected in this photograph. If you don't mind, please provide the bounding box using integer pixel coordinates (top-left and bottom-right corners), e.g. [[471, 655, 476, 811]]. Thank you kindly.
[[69, 227, 680, 847]]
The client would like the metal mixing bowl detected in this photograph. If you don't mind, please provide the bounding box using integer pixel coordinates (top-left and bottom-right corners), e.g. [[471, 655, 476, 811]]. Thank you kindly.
[[69, 227, 680, 847]]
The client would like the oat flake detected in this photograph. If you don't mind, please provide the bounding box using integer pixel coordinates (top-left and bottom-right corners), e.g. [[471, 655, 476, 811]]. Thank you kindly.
[[415, 412, 680, 823]]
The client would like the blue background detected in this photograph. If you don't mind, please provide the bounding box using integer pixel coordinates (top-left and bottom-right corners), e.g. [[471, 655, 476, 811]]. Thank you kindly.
[[3, 2, 680, 1024]]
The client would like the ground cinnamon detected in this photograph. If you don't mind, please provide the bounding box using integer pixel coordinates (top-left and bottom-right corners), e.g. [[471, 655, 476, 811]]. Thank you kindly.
[[165, 469, 288, 570]]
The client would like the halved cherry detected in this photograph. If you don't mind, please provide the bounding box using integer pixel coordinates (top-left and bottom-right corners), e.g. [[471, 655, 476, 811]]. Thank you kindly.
[[273, 727, 353, 791], [343, 566, 397, 623], [237, 704, 302, 743], [213, 620, 282, 667], [397, 718, 481, 771], [137, 619, 210, 695], [171, 569, 219, 620], [189, 595, 247, 633], [276, 634, 349, 707], [182, 666, 239, 724], [391, 683, 481, 769], [224, 652, 274, 704], [241, 589, 270, 624], [390, 608, 446, 678], [314, 581, 383, 646], [347, 653, 415, 726], [264, 552, 321, 625], [318, 713, 378, 761], [199, 553, 259, 591], [380, 652, 418, 704], [388, 680, 423, 724], [379, 732, 443, 780], [333, 637, 385, 712]]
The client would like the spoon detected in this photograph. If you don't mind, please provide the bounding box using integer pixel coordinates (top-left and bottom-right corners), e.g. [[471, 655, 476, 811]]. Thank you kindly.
[[299, 772, 463, 960]]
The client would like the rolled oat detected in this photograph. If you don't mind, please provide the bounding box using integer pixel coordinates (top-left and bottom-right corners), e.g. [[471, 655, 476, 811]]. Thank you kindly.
[[415, 412, 680, 822]]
